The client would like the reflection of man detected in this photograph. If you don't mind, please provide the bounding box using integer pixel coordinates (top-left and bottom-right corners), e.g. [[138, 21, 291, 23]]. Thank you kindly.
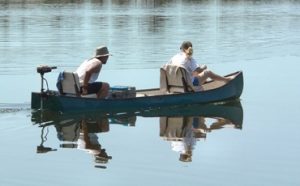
[[77, 120, 112, 165], [175, 117, 235, 162], [160, 117, 196, 162], [175, 117, 196, 162], [193, 117, 233, 133], [171, 137, 195, 162]]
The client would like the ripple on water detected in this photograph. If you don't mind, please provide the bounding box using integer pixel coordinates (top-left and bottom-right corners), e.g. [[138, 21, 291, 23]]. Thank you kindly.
[[0, 103, 30, 113]]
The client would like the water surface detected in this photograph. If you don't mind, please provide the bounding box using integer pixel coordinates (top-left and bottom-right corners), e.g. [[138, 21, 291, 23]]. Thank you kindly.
[[1, 0, 300, 185]]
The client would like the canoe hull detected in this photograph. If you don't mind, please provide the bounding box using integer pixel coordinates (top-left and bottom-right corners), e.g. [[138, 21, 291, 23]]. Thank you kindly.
[[31, 71, 243, 113]]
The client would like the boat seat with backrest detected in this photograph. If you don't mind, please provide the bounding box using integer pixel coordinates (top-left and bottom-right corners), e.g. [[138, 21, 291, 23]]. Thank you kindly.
[[59, 71, 97, 98], [160, 64, 201, 93]]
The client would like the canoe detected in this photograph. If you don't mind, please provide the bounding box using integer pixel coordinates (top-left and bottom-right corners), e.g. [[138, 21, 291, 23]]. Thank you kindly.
[[31, 66, 243, 113]]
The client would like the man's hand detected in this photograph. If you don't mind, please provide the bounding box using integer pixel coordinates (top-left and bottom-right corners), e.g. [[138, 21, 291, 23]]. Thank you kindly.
[[82, 87, 88, 95], [195, 64, 207, 73]]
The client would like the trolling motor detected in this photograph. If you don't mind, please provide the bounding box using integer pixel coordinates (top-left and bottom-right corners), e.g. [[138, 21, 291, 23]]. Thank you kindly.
[[36, 65, 57, 111], [37, 65, 57, 93]]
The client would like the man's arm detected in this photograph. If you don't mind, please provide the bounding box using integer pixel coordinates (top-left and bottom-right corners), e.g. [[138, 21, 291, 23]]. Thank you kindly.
[[193, 64, 207, 75]]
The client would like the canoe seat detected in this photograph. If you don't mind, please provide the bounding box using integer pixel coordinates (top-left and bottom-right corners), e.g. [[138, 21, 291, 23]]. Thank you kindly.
[[58, 71, 97, 98], [160, 64, 201, 93]]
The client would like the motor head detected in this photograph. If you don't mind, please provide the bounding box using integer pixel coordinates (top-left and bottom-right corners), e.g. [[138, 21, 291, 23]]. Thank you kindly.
[[37, 65, 57, 74]]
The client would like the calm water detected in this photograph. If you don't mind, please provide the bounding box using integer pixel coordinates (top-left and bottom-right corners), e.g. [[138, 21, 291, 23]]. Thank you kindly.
[[1, 0, 300, 185]]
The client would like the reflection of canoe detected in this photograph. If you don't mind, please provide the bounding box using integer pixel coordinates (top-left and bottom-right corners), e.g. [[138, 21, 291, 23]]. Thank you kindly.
[[31, 108, 137, 128], [31, 71, 243, 113], [32, 101, 243, 155], [140, 101, 243, 127], [32, 100, 243, 128], [158, 101, 243, 141]]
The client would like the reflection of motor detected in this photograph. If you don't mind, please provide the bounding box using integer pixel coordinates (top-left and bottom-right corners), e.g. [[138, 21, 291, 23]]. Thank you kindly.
[[36, 145, 57, 153], [37, 126, 57, 154], [37, 65, 57, 74]]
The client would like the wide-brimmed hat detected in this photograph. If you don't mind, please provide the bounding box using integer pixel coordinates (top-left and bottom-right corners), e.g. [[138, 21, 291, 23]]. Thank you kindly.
[[94, 46, 111, 58]]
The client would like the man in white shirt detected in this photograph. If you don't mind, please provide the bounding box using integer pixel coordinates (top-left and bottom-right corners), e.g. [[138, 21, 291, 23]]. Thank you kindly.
[[76, 46, 111, 98], [168, 41, 232, 86]]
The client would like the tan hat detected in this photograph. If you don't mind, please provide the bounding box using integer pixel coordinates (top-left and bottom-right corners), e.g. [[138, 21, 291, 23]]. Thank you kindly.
[[94, 46, 111, 57]]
